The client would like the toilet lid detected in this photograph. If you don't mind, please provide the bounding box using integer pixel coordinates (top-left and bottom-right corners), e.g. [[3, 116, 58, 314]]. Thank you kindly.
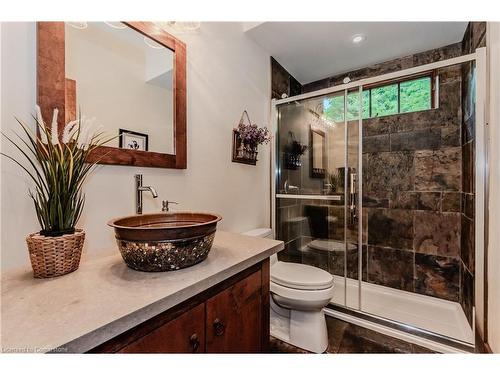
[[271, 262, 334, 290]]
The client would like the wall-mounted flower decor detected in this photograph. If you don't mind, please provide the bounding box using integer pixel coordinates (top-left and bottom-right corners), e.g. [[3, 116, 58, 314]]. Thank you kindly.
[[232, 110, 270, 165]]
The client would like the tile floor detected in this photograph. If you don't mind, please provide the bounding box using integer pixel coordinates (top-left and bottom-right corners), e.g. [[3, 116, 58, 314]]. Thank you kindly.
[[269, 316, 436, 354]]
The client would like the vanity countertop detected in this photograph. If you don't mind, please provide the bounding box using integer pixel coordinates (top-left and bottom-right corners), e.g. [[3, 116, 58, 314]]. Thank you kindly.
[[1, 231, 283, 353]]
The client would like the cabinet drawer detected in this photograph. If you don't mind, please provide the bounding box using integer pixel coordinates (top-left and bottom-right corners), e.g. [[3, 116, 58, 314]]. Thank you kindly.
[[206, 269, 262, 353], [118, 303, 205, 353]]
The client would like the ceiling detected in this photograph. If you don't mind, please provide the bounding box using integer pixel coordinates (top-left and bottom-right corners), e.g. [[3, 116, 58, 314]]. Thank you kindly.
[[245, 22, 468, 84], [67, 22, 174, 90]]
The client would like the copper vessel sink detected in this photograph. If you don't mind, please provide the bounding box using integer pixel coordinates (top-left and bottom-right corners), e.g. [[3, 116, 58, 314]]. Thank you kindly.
[[108, 212, 222, 272]]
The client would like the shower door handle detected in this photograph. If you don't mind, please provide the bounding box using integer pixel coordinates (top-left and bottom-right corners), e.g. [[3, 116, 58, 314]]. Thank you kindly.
[[349, 172, 357, 224]]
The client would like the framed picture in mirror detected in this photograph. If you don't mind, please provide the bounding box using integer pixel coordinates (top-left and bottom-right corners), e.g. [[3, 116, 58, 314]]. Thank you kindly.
[[119, 129, 149, 151]]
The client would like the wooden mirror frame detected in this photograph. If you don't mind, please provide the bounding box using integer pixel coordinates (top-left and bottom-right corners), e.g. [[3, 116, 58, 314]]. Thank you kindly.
[[310, 126, 326, 179], [37, 22, 187, 169]]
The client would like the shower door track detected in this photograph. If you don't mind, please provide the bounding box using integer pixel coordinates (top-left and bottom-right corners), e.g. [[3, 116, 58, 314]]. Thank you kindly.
[[270, 47, 487, 349], [324, 304, 475, 353], [272, 51, 479, 105]]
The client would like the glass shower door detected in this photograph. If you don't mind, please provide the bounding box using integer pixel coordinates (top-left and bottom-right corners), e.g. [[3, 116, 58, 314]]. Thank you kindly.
[[274, 54, 482, 348], [275, 88, 362, 309]]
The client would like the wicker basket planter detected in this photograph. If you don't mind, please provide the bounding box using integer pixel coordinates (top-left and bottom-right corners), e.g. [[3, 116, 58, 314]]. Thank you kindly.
[[26, 229, 85, 278]]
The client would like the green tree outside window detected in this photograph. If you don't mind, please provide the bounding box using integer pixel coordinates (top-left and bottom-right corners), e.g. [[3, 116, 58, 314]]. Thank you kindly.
[[321, 76, 432, 121], [371, 84, 398, 117], [400, 77, 431, 113]]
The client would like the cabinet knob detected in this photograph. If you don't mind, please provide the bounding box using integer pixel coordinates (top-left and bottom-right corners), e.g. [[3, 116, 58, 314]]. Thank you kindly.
[[213, 318, 225, 336], [189, 333, 200, 352]]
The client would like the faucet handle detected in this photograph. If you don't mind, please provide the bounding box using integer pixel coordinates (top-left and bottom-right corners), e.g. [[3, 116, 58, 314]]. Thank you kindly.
[[162, 200, 179, 212]]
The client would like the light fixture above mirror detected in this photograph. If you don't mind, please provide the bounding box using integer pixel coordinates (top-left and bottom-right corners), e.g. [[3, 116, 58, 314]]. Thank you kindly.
[[155, 21, 200, 32], [67, 22, 87, 30], [104, 21, 127, 30]]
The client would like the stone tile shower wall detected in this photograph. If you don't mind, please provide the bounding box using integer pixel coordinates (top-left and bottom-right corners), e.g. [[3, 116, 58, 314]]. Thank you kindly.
[[302, 43, 462, 93], [271, 57, 302, 100], [361, 65, 463, 302]]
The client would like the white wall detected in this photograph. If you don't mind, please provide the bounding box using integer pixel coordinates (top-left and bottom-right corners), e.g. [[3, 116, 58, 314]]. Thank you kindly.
[[65, 23, 174, 153], [0, 22, 271, 271], [0, 21, 3, 273], [0, 22, 38, 271], [487, 21, 500, 353], [145, 43, 174, 86]]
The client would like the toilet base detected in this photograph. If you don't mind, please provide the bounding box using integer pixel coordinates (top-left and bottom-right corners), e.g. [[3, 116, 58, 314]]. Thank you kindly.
[[270, 297, 329, 353]]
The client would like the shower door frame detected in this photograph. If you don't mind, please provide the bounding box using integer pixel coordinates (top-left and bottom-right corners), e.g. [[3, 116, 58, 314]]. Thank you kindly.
[[270, 47, 487, 349]]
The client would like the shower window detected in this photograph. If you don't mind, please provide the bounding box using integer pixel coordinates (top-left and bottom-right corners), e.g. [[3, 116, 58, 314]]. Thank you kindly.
[[400, 76, 432, 113], [323, 74, 433, 122], [323, 92, 369, 122], [371, 83, 399, 116]]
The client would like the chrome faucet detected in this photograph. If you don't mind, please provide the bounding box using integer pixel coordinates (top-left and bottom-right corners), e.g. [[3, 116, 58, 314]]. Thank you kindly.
[[284, 180, 299, 194], [135, 174, 158, 214]]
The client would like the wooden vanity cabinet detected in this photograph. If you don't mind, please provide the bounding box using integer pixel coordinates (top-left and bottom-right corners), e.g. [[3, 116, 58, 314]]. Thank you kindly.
[[206, 268, 263, 353], [117, 303, 206, 353], [89, 259, 270, 354]]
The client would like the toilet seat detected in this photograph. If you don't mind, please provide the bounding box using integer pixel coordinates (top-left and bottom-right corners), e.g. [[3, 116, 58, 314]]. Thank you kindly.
[[271, 261, 333, 290], [271, 280, 335, 304]]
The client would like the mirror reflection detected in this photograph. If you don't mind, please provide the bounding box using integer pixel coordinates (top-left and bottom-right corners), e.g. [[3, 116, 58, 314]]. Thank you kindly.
[[310, 126, 326, 178], [65, 22, 174, 154]]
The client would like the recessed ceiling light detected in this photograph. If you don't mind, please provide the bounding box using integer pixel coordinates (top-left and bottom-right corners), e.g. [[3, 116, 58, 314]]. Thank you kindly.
[[352, 34, 366, 44]]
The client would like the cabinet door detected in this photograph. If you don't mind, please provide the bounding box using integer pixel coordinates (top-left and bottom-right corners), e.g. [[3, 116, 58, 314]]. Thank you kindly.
[[206, 270, 262, 353], [118, 303, 205, 353]]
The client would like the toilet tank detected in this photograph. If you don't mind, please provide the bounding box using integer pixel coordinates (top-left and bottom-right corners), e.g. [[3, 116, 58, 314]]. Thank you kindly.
[[242, 228, 273, 238], [242, 228, 278, 265]]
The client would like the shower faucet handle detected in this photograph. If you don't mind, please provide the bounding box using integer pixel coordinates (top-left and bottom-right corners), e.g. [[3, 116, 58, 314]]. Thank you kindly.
[[284, 180, 299, 193]]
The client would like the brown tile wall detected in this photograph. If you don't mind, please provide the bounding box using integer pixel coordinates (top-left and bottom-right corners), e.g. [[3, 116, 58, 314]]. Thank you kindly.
[[360, 63, 463, 302], [302, 43, 462, 93], [271, 57, 302, 100]]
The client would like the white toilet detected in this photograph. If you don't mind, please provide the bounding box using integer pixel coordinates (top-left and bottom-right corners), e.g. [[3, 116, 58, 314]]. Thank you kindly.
[[243, 228, 334, 353]]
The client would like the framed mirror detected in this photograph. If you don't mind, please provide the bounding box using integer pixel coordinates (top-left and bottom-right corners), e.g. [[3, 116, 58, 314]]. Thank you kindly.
[[310, 126, 326, 178], [37, 22, 186, 169]]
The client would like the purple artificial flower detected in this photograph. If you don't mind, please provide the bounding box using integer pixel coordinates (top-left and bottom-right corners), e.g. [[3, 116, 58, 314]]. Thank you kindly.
[[237, 122, 271, 146]]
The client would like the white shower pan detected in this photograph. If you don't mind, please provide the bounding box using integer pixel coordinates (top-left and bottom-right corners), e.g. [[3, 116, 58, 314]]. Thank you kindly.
[[331, 275, 474, 345]]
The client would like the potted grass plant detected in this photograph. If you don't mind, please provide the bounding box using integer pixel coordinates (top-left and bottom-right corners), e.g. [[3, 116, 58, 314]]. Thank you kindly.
[[1, 106, 111, 278]]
